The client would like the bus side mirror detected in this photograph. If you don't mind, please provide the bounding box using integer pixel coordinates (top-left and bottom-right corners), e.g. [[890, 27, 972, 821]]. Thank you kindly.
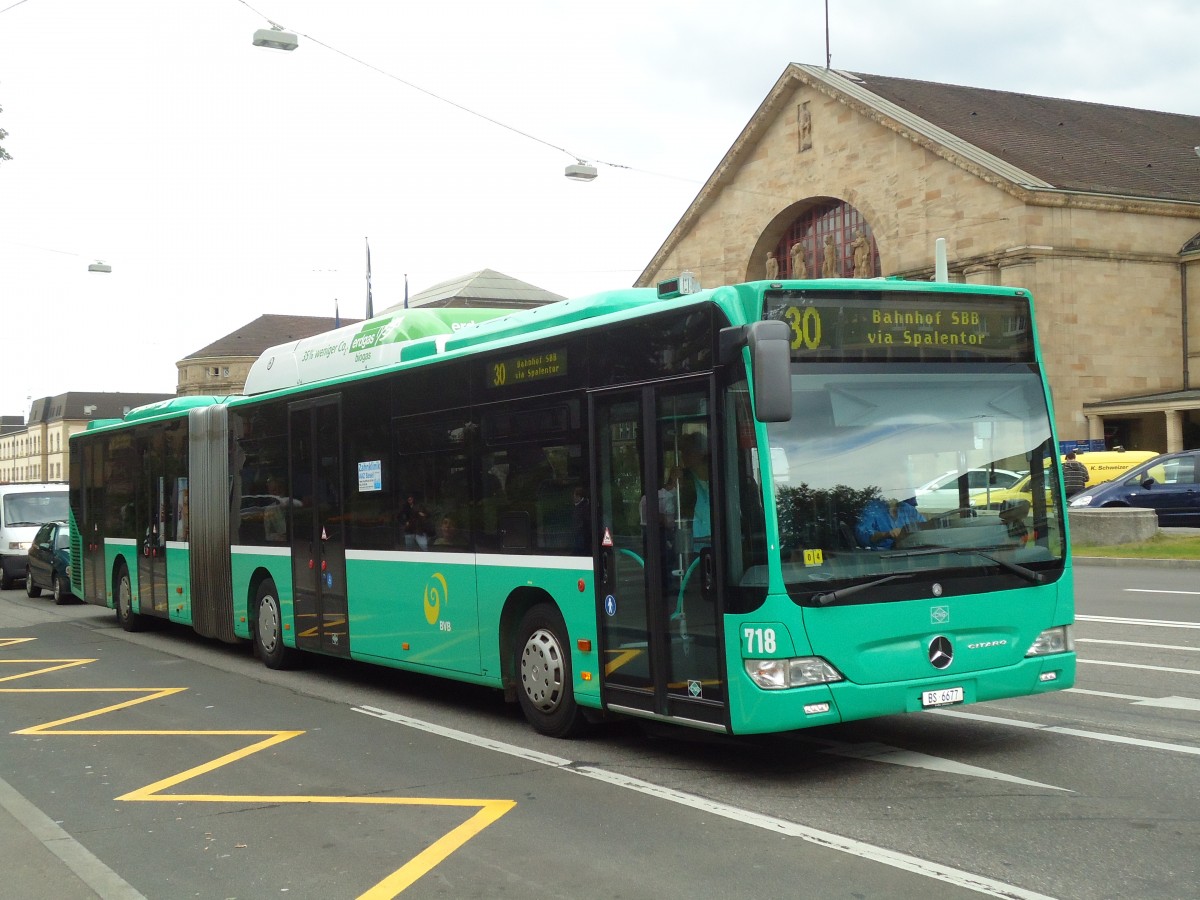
[[747, 320, 793, 423]]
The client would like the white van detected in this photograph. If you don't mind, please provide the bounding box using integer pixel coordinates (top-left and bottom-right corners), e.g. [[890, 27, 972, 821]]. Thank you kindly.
[[0, 483, 69, 589]]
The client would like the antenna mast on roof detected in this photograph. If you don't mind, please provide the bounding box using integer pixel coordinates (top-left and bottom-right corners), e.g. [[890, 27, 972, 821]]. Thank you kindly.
[[825, 0, 832, 68]]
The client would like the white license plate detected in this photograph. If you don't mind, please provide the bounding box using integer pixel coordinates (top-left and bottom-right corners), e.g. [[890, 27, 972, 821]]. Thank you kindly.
[[922, 686, 964, 707]]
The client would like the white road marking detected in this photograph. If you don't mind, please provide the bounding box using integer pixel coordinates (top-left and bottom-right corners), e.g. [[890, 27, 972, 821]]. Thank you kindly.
[[1133, 696, 1200, 711], [1067, 688, 1200, 710], [1077, 614, 1200, 629], [1123, 588, 1200, 596], [353, 705, 1057, 900], [1066, 688, 1147, 701], [819, 741, 1070, 791], [1075, 638, 1199, 652], [931, 709, 1200, 755], [1077, 658, 1200, 676]]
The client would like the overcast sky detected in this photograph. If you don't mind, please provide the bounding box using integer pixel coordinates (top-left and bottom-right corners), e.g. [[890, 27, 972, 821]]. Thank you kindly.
[[2, 0, 1198, 417]]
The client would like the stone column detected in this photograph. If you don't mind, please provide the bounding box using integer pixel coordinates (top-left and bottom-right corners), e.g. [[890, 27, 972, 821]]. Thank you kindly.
[[1165, 408, 1184, 453]]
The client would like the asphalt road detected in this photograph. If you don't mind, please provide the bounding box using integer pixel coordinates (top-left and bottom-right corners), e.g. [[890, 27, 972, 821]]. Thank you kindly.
[[1, 560, 1196, 900]]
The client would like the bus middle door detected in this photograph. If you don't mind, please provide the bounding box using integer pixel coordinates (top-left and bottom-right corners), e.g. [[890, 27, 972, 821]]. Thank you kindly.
[[135, 431, 172, 618], [288, 396, 349, 656]]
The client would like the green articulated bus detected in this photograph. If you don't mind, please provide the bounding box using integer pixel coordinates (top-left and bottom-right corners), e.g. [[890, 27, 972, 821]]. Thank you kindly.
[[69, 277, 1075, 737]]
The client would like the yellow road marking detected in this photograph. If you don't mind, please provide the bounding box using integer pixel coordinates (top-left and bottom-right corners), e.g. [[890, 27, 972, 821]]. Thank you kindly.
[[1, 639, 516, 897], [604, 647, 643, 675], [0, 657, 95, 681]]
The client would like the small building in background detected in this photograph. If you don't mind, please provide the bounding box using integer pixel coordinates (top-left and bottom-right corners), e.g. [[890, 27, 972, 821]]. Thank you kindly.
[[176, 314, 354, 398], [0, 392, 174, 484], [6, 271, 563, 484], [380, 269, 564, 314]]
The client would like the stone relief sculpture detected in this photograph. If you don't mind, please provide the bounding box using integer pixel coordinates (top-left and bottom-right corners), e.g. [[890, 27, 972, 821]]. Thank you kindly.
[[821, 234, 838, 278], [797, 102, 812, 152], [765, 251, 779, 279], [790, 241, 808, 279], [851, 229, 873, 278]]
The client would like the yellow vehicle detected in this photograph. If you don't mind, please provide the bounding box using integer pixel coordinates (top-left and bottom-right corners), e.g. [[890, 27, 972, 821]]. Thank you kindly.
[[975, 450, 1160, 511], [971, 473, 1054, 511], [1073, 449, 1158, 487]]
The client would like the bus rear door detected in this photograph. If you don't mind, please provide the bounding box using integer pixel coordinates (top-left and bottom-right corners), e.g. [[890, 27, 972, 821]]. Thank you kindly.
[[79, 439, 108, 604], [288, 396, 350, 656]]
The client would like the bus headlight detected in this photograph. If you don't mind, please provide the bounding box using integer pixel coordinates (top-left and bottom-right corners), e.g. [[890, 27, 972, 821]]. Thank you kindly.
[[745, 656, 843, 690], [1025, 625, 1074, 656]]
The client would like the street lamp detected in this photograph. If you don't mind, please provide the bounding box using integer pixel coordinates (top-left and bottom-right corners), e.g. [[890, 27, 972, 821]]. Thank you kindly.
[[253, 25, 298, 51], [87, 260, 111, 273], [565, 160, 598, 182]]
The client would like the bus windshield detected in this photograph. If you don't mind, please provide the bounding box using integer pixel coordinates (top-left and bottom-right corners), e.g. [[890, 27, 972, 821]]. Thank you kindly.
[[767, 363, 1064, 596]]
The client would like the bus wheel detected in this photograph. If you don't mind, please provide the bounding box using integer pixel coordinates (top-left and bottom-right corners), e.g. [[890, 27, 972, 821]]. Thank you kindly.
[[115, 563, 144, 632], [514, 605, 586, 738], [52, 574, 70, 605], [254, 579, 297, 670], [25, 567, 41, 598]]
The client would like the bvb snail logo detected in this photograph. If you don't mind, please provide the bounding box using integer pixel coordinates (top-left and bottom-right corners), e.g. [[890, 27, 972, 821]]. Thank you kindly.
[[423, 572, 448, 625]]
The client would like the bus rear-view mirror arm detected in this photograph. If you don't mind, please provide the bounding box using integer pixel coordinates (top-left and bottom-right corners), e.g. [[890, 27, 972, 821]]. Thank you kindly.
[[720, 321, 793, 423]]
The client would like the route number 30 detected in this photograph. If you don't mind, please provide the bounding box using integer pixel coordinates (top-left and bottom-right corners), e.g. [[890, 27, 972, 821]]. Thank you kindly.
[[784, 306, 822, 350]]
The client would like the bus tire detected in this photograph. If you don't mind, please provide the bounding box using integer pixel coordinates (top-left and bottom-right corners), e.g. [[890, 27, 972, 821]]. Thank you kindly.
[[514, 604, 586, 738], [25, 567, 41, 598], [254, 579, 297, 670], [115, 563, 144, 632]]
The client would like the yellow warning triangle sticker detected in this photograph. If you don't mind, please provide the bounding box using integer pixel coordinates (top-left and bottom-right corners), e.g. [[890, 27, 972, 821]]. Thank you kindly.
[[602, 527, 613, 547]]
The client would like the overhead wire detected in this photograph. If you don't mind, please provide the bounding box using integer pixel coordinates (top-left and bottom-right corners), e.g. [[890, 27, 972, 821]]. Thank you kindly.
[[232, 0, 701, 181]]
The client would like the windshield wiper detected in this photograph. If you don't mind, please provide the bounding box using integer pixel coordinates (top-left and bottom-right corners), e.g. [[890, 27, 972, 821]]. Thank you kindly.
[[813, 573, 913, 607], [882, 546, 1045, 585], [5, 521, 42, 527]]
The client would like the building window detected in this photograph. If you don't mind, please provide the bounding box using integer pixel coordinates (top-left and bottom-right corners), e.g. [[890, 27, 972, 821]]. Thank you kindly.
[[211, 367, 221, 377], [773, 200, 880, 280]]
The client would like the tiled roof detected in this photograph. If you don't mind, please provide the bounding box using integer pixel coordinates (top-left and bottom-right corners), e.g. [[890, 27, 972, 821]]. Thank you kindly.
[[183, 315, 356, 360], [26, 392, 175, 423], [831, 68, 1200, 203], [638, 64, 1200, 286], [381, 269, 564, 314]]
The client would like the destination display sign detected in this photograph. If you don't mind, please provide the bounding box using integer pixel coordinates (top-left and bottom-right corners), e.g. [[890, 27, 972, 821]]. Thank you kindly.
[[488, 347, 568, 389], [762, 290, 1035, 362]]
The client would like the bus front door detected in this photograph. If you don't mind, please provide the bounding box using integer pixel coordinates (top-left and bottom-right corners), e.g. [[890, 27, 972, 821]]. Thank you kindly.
[[593, 382, 727, 730], [288, 397, 349, 657]]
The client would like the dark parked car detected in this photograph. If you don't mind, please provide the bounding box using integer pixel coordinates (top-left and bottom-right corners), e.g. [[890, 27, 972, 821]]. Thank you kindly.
[[25, 520, 73, 604], [1068, 450, 1200, 526]]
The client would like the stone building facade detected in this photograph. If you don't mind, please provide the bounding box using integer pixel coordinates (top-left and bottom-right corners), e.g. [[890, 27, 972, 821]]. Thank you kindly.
[[0, 392, 173, 484], [177, 314, 351, 398], [638, 64, 1200, 452]]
